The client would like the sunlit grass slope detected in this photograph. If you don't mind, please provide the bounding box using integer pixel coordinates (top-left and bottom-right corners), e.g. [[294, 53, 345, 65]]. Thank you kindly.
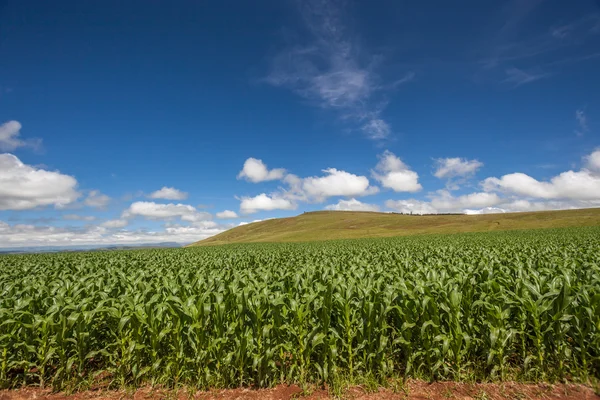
[[189, 208, 600, 246]]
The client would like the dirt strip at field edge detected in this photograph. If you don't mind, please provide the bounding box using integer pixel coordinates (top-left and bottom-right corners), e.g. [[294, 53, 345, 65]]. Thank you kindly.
[[1, 381, 599, 400]]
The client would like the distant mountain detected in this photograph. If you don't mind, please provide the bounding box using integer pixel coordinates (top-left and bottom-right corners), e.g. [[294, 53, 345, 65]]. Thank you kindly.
[[0, 242, 182, 254]]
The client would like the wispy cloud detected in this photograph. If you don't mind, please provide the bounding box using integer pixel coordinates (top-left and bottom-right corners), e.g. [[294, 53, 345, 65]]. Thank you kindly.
[[63, 214, 96, 221], [266, 0, 413, 140], [575, 109, 589, 136], [503, 67, 552, 87], [550, 14, 600, 39], [84, 190, 111, 209], [551, 25, 571, 39], [361, 119, 391, 140], [481, 3, 600, 87], [0, 121, 42, 152]]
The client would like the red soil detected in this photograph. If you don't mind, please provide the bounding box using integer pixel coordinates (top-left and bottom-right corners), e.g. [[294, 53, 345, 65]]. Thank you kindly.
[[1, 380, 598, 400]]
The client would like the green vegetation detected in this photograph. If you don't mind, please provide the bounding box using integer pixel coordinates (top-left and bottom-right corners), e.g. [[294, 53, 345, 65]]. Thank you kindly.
[[190, 208, 600, 246], [1, 226, 599, 391]]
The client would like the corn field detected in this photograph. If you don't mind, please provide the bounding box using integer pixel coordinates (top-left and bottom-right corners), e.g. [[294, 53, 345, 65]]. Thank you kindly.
[[1, 227, 599, 389]]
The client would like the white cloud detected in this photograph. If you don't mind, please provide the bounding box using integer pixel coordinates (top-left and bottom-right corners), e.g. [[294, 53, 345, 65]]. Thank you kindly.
[[464, 207, 507, 215], [236, 157, 377, 206], [280, 173, 307, 201], [63, 214, 96, 221], [372, 151, 422, 192], [84, 190, 111, 209], [387, 194, 600, 216], [387, 150, 600, 215], [149, 187, 188, 200], [216, 210, 239, 219], [575, 109, 589, 136], [123, 201, 212, 222], [385, 190, 502, 215], [0, 153, 79, 210], [465, 199, 600, 215], [325, 198, 380, 212], [430, 190, 502, 211], [434, 157, 483, 179], [239, 193, 295, 214], [482, 170, 600, 200], [163, 224, 220, 237], [301, 168, 376, 200], [184, 220, 218, 229], [585, 149, 600, 172], [483, 145, 600, 202], [385, 199, 438, 215], [101, 219, 128, 228], [265, 0, 412, 140], [0, 120, 41, 151], [238, 219, 263, 227], [0, 221, 225, 248], [237, 158, 286, 183]]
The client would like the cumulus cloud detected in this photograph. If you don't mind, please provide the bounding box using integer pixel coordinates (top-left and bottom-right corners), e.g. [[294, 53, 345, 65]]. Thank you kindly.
[[0, 120, 42, 151], [482, 170, 600, 200], [84, 190, 111, 209], [430, 190, 502, 211], [237, 158, 286, 183], [434, 157, 483, 179], [101, 219, 128, 228], [0, 153, 79, 210], [387, 194, 600, 216], [216, 210, 239, 219], [325, 198, 380, 212], [481, 147, 600, 201], [372, 151, 422, 192], [387, 150, 600, 215], [585, 149, 600, 172], [149, 187, 188, 200], [265, 0, 412, 140], [239, 193, 295, 214], [234, 155, 379, 213], [63, 214, 96, 221], [123, 201, 212, 222], [301, 168, 377, 200]]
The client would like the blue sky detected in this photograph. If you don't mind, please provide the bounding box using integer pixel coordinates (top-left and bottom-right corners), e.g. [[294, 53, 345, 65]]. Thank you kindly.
[[1, 0, 600, 247]]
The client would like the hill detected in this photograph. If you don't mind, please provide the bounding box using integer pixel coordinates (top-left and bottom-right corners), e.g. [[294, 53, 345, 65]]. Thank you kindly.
[[188, 208, 600, 246]]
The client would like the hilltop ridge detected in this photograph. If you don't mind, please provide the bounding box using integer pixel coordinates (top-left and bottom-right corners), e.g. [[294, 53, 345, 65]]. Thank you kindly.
[[188, 208, 600, 246]]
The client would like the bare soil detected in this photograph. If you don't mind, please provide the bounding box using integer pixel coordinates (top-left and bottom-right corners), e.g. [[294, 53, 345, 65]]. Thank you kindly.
[[1, 380, 598, 400]]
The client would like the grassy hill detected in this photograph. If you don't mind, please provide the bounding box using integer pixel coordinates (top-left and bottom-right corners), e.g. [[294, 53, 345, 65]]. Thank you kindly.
[[188, 208, 600, 246]]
